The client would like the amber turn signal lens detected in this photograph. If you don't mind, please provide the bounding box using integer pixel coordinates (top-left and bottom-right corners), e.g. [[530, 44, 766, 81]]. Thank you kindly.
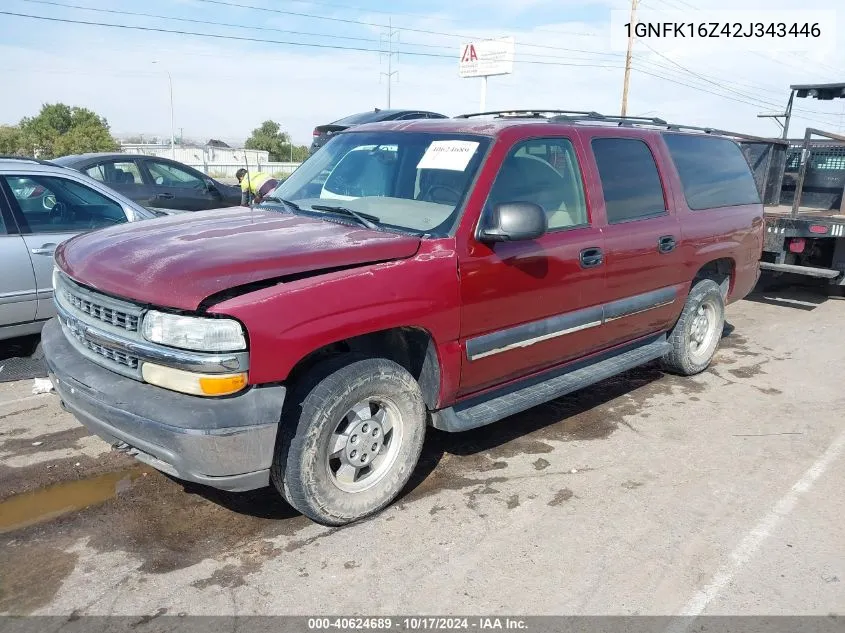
[[199, 373, 248, 396], [141, 362, 248, 397]]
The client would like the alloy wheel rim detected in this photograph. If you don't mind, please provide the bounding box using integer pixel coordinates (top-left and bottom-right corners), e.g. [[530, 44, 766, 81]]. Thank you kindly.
[[326, 397, 403, 493], [688, 299, 719, 364]]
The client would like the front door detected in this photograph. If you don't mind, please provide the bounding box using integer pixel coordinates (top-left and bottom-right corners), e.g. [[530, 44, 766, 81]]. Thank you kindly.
[[582, 134, 686, 348], [142, 159, 221, 211], [458, 136, 608, 397], [0, 194, 37, 330], [1, 174, 131, 319]]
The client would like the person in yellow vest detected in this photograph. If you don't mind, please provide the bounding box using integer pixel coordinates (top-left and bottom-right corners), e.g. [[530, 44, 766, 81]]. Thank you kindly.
[[236, 169, 279, 206]]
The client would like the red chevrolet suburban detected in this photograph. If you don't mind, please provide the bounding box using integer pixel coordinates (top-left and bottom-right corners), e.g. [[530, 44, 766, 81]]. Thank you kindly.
[[43, 111, 764, 525]]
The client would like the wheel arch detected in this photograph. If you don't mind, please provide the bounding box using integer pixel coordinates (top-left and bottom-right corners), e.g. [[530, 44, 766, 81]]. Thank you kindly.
[[285, 326, 442, 410], [693, 257, 735, 300]]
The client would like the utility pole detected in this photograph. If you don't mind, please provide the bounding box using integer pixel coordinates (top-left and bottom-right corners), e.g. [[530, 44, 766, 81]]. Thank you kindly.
[[380, 18, 399, 108], [620, 0, 639, 116], [152, 61, 175, 158], [758, 91, 795, 139]]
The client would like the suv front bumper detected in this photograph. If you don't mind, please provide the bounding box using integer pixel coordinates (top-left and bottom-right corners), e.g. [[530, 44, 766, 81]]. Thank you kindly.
[[41, 319, 286, 492]]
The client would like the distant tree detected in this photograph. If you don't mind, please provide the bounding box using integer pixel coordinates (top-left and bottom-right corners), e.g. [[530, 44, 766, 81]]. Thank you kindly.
[[0, 126, 23, 155], [245, 120, 308, 162], [18, 103, 118, 158], [245, 120, 288, 161]]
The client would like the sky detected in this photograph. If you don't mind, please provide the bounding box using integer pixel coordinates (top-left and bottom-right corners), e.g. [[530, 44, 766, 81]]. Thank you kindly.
[[0, 0, 843, 146]]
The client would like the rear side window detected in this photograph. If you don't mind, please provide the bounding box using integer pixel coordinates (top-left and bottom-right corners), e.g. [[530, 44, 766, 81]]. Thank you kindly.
[[663, 134, 761, 210], [591, 138, 666, 224]]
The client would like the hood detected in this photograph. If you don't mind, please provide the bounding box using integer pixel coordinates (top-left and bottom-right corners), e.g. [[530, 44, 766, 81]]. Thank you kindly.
[[56, 208, 421, 311]]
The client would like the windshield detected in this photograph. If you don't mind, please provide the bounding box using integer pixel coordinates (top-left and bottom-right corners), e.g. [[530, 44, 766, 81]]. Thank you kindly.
[[269, 131, 490, 236]]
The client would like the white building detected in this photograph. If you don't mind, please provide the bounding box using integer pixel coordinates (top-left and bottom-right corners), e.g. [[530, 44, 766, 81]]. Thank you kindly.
[[119, 143, 300, 178]]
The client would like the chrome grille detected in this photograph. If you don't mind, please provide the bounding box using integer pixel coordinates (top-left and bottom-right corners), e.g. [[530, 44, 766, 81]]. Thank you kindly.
[[65, 325, 140, 369], [61, 287, 139, 331]]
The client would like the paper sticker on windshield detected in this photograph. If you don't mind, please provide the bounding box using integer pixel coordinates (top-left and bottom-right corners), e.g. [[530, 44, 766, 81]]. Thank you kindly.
[[417, 141, 479, 171]]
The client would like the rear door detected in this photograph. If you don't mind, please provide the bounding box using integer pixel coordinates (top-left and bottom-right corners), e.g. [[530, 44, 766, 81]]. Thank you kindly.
[[81, 158, 153, 205], [141, 158, 222, 211], [458, 135, 608, 396], [580, 133, 687, 348], [2, 174, 131, 319], [0, 187, 37, 329]]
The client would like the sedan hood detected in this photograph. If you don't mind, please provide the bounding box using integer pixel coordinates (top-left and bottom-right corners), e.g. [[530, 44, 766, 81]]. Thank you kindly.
[[56, 208, 421, 311]]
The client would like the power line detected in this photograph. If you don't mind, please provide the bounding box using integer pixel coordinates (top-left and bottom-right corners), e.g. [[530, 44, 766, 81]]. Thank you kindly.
[[190, 0, 623, 57], [635, 39, 844, 120], [0, 11, 625, 70], [179, 0, 605, 38], [635, 39, 790, 107], [16, 0, 458, 52], [18, 0, 625, 60], [15, 1, 841, 125], [631, 66, 843, 128]]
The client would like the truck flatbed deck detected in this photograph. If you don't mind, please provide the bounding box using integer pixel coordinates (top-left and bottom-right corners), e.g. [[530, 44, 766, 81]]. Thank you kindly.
[[764, 205, 845, 219]]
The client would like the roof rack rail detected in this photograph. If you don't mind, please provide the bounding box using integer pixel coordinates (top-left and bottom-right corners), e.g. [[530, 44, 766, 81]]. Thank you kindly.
[[544, 114, 784, 143], [660, 123, 787, 144], [0, 155, 56, 166], [549, 112, 669, 126], [455, 109, 603, 119], [453, 110, 786, 144]]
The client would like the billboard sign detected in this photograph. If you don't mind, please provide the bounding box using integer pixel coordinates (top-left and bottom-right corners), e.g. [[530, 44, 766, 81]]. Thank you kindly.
[[459, 36, 515, 78]]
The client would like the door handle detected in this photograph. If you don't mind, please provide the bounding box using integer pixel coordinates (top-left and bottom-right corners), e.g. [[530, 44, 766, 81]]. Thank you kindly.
[[30, 243, 56, 256], [658, 235, 676, 253], [579, 247, 603, 268], [155, 193, 175, 200]]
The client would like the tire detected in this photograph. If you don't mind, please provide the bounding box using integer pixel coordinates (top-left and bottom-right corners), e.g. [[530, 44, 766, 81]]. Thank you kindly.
[[271, 356, 427, 526], [31, 340, 44, 361], [661, 279, 725, 376]]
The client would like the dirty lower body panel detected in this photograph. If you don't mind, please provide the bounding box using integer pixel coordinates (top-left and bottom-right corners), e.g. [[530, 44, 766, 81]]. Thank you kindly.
[[40, 319, 286, 492]]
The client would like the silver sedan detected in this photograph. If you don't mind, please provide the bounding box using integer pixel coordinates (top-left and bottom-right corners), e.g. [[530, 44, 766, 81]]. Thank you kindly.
[[0, 157, 164, 342]]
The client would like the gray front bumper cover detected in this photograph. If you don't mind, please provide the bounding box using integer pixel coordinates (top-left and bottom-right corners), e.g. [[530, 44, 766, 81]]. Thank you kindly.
[[41, 318, 286, 492]]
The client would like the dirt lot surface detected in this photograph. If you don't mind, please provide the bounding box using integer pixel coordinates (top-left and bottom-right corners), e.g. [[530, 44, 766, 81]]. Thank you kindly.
[[1, 282, 843, 617]]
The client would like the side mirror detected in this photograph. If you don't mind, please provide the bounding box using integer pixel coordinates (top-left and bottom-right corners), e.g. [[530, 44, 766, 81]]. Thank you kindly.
[[204, 179, 220, 196], [479, 202, 547, 243]]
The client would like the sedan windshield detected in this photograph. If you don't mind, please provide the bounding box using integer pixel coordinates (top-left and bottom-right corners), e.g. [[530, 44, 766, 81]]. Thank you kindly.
[[269, 131, 490, 236]]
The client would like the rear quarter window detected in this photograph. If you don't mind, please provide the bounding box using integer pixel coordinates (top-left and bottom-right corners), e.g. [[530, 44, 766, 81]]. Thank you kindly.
[[663, 134, 761, 210]]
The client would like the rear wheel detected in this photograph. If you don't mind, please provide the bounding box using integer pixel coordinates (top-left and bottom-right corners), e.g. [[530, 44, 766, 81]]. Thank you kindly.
[[661, 279, 725, 376], [271, 357, 426, 526]]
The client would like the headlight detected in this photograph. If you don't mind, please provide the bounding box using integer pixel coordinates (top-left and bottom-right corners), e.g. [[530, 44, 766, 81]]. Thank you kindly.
[[141, 310, 246, 352]]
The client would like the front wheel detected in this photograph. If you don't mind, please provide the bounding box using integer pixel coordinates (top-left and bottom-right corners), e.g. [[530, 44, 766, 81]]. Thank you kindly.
[[661, 278, 725, 376], [271, 357, 426, 526]]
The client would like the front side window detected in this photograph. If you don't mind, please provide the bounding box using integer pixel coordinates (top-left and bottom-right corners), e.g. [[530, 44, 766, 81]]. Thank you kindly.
[[272, 131, 490, 236], [486, 138, 588, 231], [86, 161, 144, 186], [3, 175, 127, 232], [592, 138, 667, 224], [663, 134, 761, 210], [146, 161, 203, 188]]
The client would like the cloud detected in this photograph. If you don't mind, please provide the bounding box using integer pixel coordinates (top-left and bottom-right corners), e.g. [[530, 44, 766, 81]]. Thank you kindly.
[[0, 0, 843, 146]]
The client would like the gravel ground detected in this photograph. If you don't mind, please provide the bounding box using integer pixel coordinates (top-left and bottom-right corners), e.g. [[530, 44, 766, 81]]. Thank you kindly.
[[0, 281, 843, 617]]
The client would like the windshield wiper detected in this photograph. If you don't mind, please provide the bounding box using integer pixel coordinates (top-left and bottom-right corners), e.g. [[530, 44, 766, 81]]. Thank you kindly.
[[309, 204, 381, 230], [261, 196, 303, 212]]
